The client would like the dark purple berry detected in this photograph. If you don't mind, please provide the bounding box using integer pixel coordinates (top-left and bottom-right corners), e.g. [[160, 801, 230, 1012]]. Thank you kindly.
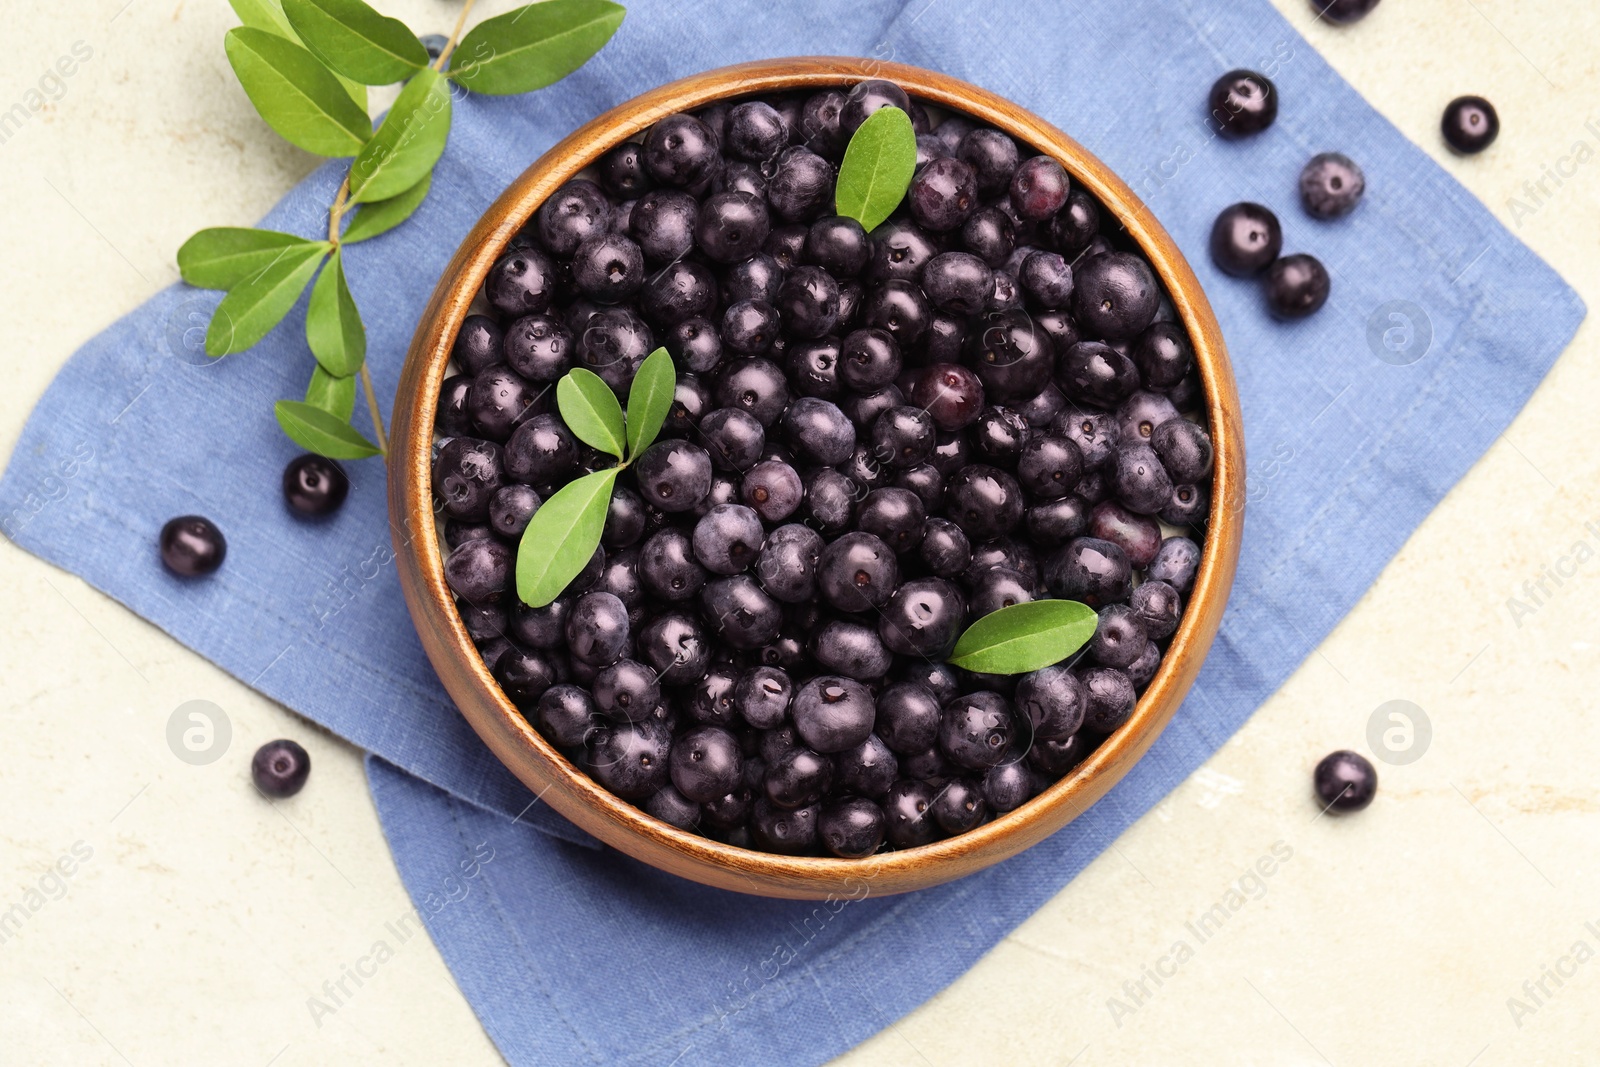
[[636, 612, 710, 685], [587, 719, 671, 800], [839, 78, 910, 134], [443, 537, 510, 603], [956, 128, 1020, 196], [1209, 69, 1278, 138], [630, 189, 698, 264], [809, 618, 893, 680], [670, 725, 743, 803], [1442, 95, 1498, 154], [643, 113, 721, 187], [1265, 253, 1331, 319], [883, 780, 940, 848], [1299, 152, 1365, 218], [1045, 536, 1132, 608], [283, 455, 348, 517], [879, 577, 965, 657], [944, 464, 1025, 541], [1148, 536, 1201, 594], [1210, 202, 1282, 277], [1080, 666, 1137, 733], [939, 691, 1016, 771], [1130, 580, 1182, 640], [922, 252, 994, 316], [819, 797, 886, 857], [252, 739, 311, 797], [699, 574, 782, 650], [633, 439, 713, 513], [1314, 750, 1378, 811], [537, 684, 599, 748], [486, 248, 558, 317]]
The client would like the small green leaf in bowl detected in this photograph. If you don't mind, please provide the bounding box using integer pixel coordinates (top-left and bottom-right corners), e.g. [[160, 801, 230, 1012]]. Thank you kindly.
[[556, 368, 626, 459], [515, 467, 618, 607], [624, 347, 675, 459], [946, 599, 1099, 675], [834, 105, 917, 233]]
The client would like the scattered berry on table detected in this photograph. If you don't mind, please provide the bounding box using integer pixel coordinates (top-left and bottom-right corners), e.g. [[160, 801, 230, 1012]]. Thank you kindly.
[[1208, 70, 1278, 138], [282, 454, 349, 517], [1311, 0, 1381, 22], [160, 515, 226, 577], [1299, 152, 1366, 219], [1313, 749, 1377, 812], [1441, 95, 1499, 154], [251, 739, 311, 798], [1264, 253, 1332, 319], [1209, 202, 1282, 277]]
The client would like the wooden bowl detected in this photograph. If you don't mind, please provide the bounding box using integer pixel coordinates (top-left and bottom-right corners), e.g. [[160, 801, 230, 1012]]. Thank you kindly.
[[390, 57, 1244, 900]]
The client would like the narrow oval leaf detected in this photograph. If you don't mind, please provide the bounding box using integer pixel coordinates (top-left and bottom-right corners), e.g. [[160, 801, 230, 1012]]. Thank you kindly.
[[275, 399, 381, 458], [229, 0, 368, 108], [229, 0, 296, 36], [282, 0, 429, 85], [178, 227, 324, 290], [306, 249, 365, 376], [516, 467, 618, 607], [835, 105, 917, 233], [341, 172, 431, 243], [348, 67, 451, 204], [224, 27, 372, 157], [556, 368, 626, 459], [448, 0, 625, 96], [946, 599, 1100, 675], [305, 365, 356, 420], [625, 347, 675, 459], [205, 243, 328, 356]]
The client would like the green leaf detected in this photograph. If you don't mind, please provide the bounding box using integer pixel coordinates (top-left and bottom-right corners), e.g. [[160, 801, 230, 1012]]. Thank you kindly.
[[341, 172, 431, 242], [305, 248, 365, 376], [281, 0, 429, 85], [835, 105, 917, 233], [515, 467, 618, 607], [205, 243, 328, 356], [348, 67, 451, 204], [177, 227, 327, 290], [229, 0, 296, 36], [946, 600, 1100, 675], [305, 365, 356, 420], [224, 27, 372, 157], [448, 0, 625, 96], [228, 0, 368, 109], [274, 399, 381, 458], [625, 347, 674, 459], [556, 368, 626, 459]]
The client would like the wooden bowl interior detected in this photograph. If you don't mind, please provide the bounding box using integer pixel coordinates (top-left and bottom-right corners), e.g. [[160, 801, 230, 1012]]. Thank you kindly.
[[388, 57, 1244, 899]]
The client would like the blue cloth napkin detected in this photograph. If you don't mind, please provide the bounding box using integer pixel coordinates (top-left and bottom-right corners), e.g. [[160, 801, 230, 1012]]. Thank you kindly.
[[0, 0, 1583, 1061]]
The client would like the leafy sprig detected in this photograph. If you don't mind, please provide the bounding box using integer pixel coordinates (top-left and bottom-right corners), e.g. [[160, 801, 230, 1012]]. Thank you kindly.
[[834, 104, 917, 232], [946, 600, 1100, 675], [177, 0, 626, 460], [516, 348, 674, 607]]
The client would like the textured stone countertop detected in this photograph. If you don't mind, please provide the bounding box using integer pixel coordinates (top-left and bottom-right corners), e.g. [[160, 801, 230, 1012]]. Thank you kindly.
[[1, 1, 1596, 1063]]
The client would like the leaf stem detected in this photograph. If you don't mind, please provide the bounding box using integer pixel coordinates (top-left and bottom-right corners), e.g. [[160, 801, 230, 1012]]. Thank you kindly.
[[359, 363, 388, 456], [327, 174, 351, 245], [433, 0, 479, 72]]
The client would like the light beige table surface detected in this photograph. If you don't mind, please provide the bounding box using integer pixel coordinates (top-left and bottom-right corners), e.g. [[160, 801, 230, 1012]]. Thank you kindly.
[[2, 1, 1596, 1063]]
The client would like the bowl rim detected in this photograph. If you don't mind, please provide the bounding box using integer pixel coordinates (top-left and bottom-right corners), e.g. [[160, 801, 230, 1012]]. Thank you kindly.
[[389, 56, 1244, 900]]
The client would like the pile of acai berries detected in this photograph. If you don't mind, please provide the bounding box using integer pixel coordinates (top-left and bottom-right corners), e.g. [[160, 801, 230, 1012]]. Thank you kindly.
[[432, 78, 1215, 859]]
